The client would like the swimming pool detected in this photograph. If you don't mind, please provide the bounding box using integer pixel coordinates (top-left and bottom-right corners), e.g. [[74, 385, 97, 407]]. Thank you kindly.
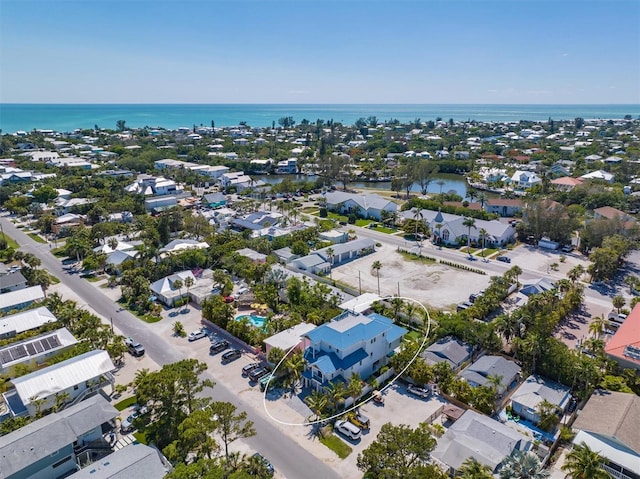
[[235, 315, 266, 328]]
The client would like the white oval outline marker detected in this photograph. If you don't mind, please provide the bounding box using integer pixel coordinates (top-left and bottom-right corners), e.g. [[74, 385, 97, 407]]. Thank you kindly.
[[261, 295, 432, 426]]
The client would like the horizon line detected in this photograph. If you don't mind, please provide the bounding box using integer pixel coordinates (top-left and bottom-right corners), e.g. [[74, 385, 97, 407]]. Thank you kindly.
[[2, 102, 639, 106]]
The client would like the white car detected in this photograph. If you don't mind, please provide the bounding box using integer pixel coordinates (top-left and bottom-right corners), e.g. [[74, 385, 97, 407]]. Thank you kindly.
[[334, 419, 361, 440], [407, 384, 432, 398], [188, 329, 207, 341]]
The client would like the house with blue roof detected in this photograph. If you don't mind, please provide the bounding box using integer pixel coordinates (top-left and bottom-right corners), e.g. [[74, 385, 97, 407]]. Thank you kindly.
[[302, 311, 407, 390]]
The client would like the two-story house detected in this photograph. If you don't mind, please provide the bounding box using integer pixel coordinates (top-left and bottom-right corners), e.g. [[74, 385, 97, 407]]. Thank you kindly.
[[0, 395, 119, 479], [2, 349, 116, 418], [302, 311, 407, 391]]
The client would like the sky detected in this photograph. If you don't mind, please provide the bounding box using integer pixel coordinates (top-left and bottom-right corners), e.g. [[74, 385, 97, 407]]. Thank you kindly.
[[1, 0, 639, 104]]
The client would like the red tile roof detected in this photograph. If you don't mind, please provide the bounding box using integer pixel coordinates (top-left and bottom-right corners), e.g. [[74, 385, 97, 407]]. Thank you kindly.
[[605, 303, 640, 367], [551, 177, 583, 186]]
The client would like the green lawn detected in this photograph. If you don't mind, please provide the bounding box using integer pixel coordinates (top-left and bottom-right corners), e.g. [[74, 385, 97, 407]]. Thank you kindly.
[[48, 273, 60, 284], [27, 233, 47, 244], [372, 226, 396, 234], [2, 234, 19, 249], [460, 247, 480, 254], [133, 431, 147, 444], [479, 248, 498, 257], [319, 433, 352, 459], [355, 219, 373, 227], [114, 396, 138, 411], [397, 251, 436, 264]]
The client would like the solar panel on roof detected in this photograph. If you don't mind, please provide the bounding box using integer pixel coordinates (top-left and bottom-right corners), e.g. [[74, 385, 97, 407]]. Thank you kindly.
[[11, 345, 28, 360], [41, 339, 52, 351], [47, 336, 61, 349], [0, 350, 12, 365], [25, 343, 37, 355], [33, 341, 44, 353]]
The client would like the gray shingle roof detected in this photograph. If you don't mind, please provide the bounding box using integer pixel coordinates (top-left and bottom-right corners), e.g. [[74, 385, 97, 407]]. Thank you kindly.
[[67, 444, 168, 479], [0, 395, 118, 478], [432, 410, 530, 472], [422, 336, 473, 369], [459, 355, 521, 394]]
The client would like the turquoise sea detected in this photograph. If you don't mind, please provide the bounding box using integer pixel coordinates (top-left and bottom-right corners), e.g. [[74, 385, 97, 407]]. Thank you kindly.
[[1, 104, 638, 133]]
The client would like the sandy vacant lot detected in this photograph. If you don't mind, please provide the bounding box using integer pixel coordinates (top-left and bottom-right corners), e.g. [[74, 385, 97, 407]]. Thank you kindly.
[[331, 243, 491, 310]]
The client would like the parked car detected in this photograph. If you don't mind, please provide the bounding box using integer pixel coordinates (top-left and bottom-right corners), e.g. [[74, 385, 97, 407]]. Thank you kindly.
[[121, 412, 141, 433], [221, 349, 242, 363], [223, 295, 235, 303], [346, 410, 370, 429], [242, 362, 262, 376], [608, 311, 628, 324], [124, 337, 145, 357], [407, 384, 432, 398], [251, 452, 275, 476], [561, 245, 574, 253], [496, 256, 511, 263], [188, 329, 208, 342], [210, 339, 230, 354], [334, 419, 361, 440], [248, 367, 270, 381]]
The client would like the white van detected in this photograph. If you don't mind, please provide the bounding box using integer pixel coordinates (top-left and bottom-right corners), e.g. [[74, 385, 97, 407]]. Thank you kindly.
[[608, 311, 628, 324], [335, 420, 361, 440]]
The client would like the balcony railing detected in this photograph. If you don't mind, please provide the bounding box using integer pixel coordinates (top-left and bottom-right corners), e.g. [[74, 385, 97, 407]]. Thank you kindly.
[[603, 464, 635, 479]]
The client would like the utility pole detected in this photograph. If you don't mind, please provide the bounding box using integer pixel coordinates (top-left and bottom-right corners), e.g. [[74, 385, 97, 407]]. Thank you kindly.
[[358, 271, 362, 295], [397, 282, 400, 297]]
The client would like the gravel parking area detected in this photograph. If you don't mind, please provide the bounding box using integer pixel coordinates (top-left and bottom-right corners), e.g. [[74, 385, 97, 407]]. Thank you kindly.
[[331, 243, 491, 310], [330, 381, 448, 478]]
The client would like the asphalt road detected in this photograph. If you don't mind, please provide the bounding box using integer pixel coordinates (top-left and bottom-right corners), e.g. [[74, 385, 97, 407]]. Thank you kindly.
[[1, 217, 340, 479]]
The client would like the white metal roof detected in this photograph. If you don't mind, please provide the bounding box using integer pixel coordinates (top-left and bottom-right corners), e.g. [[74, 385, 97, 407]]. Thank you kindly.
[[0, 306, 56, 336], [0, 285, 45, 311], [11, 350, 115, 404]]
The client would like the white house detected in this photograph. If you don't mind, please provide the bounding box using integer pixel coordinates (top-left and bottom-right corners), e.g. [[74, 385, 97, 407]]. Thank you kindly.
[[277, 158, 297, 174], [0, 306, 57, 340], [580, 170, 615, 183], [125, 174, 183, 196], [158, 239, 209, 257], [509, 170, 542, 189], [2, 350, 116, 418], [325, 191, 398, 221], [263, 323, 316, 357], [150, 270, 197, 307], [302, 311, 406, 390], [399, 208, 515, 247]]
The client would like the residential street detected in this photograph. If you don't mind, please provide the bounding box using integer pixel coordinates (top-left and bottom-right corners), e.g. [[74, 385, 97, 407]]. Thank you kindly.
[[1, 216, 340, 479]]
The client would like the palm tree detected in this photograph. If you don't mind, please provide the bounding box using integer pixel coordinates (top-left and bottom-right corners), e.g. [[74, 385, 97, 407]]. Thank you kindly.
[[612, 295, 625, 313], [326, 247, 334, 279], [462, 217, 477, 257], [588, 315, 606, 339], [508, 265, 523, 286], [371, 260, 382, 295], [499, 450, 549, 479], [536, 399, 560, 432], [304, 389, 328, 422], [324, 381, 346, 411], [284, 352, 305, 396], [107, 237, 119, 251], [567, 264, 585, 283], [172, 278, 183, 309], [347, 373, 364, 401], [456, 457, 493, 479], [562, 442, 612, 479], [478, 227, 488, 260], [183, 276, 194, 311], [437, 179, 445, 195]]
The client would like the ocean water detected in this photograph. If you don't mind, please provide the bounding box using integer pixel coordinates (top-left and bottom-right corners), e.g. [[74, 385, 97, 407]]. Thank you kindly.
[[0, 103, 638, 133]]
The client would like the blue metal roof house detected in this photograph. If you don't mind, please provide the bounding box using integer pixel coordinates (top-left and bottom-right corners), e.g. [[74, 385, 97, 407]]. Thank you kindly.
[[302, 311, 407, 390]]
